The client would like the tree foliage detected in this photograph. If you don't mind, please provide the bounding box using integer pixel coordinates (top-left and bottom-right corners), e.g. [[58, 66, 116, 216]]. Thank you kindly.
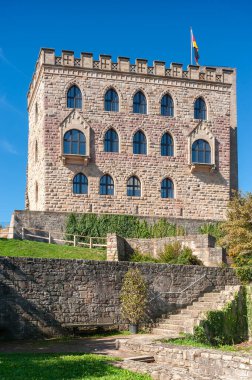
[[120, 269, 148, 324], [220, 192, 252, 265]]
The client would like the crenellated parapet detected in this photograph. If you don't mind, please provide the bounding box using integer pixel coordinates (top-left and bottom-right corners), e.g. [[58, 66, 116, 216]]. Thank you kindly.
[[28, 48, 235, 103]]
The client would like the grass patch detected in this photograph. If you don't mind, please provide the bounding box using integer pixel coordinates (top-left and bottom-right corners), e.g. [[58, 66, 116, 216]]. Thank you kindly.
[[0, 353, 151, 380], [160, 336, 252, 352], [0, 239, 106, 261]]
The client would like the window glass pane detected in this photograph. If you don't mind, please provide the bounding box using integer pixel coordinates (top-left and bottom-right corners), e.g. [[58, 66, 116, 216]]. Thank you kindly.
[[67, 85, 82, 109], [133, 131, 147, 154], [104, 89, 119, 112], [192, 139, 211, 163], [133, 91, 146, 114]]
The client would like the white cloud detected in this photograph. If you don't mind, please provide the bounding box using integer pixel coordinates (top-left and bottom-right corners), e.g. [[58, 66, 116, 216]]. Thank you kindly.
[[0, 139, 18, 155]]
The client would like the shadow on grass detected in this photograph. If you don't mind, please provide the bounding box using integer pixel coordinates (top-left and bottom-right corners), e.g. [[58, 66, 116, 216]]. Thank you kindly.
[[0, 353, 150, 379]]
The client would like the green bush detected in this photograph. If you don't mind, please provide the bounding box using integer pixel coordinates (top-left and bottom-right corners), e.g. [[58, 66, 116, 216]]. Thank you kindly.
[[129, 250, 158, 263], [158, 242, 202, 266], [65, 213, 185, 239], [193, 288, 248, 346], [198, 222, 223, 243]]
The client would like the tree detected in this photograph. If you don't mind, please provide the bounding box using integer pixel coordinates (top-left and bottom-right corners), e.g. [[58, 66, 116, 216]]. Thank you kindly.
[[120, 268, 148, 327], [220, 192, 252, 264]]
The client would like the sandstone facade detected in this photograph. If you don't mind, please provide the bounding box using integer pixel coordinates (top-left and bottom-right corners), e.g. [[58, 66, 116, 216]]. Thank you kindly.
[[26, 49, 238, 221]]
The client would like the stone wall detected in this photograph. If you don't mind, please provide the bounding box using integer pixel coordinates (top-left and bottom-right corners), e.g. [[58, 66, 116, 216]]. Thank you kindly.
[[117, 340, 252, 380], [107, 233, 224, 267], [26, 48, 237, 221], [0, 257, 238, 339], [11, 210, 218, 238]]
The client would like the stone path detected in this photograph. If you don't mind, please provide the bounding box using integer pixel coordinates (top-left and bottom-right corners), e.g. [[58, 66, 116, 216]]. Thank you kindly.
[[0, 335, 138, 358]]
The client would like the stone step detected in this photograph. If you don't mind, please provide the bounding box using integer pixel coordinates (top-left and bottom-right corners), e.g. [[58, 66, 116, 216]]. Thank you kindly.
[[151, 328, 180, 337], [157, 323, 184, 333]]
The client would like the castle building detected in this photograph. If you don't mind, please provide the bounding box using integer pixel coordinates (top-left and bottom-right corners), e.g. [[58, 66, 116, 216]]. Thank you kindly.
[[26, 48, 238, 221]]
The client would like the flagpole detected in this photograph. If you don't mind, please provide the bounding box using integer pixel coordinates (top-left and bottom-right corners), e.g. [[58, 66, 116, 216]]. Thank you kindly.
[[190, 27, 193, 65]]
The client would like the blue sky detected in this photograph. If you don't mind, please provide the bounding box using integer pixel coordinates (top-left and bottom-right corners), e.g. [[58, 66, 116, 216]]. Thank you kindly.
[[0, 0, 251, 223]]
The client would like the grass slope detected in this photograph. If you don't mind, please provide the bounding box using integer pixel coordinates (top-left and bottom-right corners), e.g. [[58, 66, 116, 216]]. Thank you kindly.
[[0, 353, 151, 380], [0, 239, 106, 260]]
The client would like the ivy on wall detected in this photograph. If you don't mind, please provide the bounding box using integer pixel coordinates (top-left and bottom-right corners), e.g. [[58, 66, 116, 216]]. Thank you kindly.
[[65, 213, 185, 239]]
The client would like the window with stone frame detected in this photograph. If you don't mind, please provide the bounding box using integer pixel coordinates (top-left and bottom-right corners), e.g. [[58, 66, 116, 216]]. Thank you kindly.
[[192, 139, 211, 164], [161, 132, 174, 156], [100, 174, 114, 195], [161, 94, 174, 116], [161, 178, 174, 198], [194, 97, 207, 120], [133, 130, 147, 154], [127, 176, 141, 197], [133, 91, 147, 114], [73, 173, 88, 194], [104, 128, 119, 152], [67, 85, 82, 109], [104, 89, 119, 112], [63, 129, 86, 155]]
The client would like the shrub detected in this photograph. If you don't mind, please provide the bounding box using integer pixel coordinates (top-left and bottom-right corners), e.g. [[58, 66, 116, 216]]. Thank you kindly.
[[129, 250, 158, 263], [193, 289, 248, 346], [120, 269, 148, 325], [198, 222, 223, 243], [158, 242, 202, 266]]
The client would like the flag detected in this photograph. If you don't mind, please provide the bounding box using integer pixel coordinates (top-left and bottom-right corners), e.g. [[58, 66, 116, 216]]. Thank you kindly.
[[191, 29, 199, 65]]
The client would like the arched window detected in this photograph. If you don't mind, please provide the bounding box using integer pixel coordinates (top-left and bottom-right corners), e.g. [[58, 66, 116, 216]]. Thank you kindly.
[[133, 91, 147, 114], [104, 89, 119, 112], [161, 133, 174, 156], [100, 174, 114, 195], [161, 94, 174, 116], [161, 178, 174, 199], [133, 130, 147, 154], [67, 85, 82, 109], [63, 129, 86, 155], [104, 129, 119, 152], [127, 176, 141, 197], [192, 139, 211, 164], [73, 173, 88, 194], [194, 97, 206, 120]]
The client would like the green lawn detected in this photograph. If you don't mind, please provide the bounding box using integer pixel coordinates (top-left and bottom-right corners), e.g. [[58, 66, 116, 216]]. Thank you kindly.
[[0, 239, 106, 260], [161, 337, 252, 352], [0, 353, 151, 380]]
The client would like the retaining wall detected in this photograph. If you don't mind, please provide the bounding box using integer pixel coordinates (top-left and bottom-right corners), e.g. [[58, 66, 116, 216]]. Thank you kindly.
[[117, 340, 252, 380], [11, 210, 219, 237], [107, 233, 224, 266], [0, 257, 238, 339]]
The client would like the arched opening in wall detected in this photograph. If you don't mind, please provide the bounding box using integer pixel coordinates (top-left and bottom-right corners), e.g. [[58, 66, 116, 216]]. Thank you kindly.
[[192, 139, 211, 164], [35, 140, 38, 162], [104, 88, 119, 112], [133, 91, 147, 114], [104, 128, 119, 152], [67, 85, 82, 109], [194, 97, 207, 120], [35, 182, 38, 204]]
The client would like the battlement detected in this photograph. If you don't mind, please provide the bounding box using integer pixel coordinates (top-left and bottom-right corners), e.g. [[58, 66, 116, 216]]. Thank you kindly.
[[28, 48, 235, 103]]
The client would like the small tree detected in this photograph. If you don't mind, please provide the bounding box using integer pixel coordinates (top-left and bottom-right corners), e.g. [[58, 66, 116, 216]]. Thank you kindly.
[[120, 268, 148, 326], [220, 192, 252, 264]]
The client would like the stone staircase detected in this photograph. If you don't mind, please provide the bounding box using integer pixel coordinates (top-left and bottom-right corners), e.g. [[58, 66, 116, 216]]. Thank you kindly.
[[152, 285, 241, 337]]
